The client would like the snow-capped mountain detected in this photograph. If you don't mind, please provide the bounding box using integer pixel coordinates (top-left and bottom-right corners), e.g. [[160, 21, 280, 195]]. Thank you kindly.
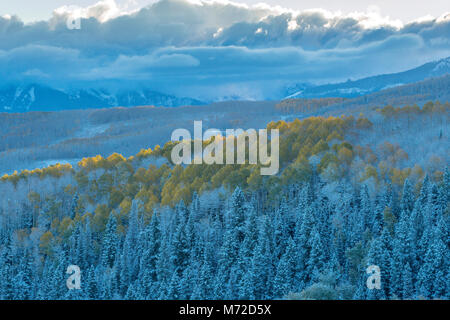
[[0, 85, 205, 112], [283, 83, 314, 99], [285, 56, 450, 99], [1, 57, 449, 112]]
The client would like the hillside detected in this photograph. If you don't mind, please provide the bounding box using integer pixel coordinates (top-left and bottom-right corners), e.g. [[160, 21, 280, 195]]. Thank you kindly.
[[1, 57, 449, 112], [1, 75, 449, 175], [278, 75, 450, 122], [286, 56, 450, 99], [0, 101, 448, 300], [1, 0, 449, 303], [0, 84, 205, 112]]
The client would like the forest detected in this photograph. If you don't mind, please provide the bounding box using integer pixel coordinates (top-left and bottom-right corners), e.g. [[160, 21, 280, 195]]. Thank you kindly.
[[0, 101, 448, 299]]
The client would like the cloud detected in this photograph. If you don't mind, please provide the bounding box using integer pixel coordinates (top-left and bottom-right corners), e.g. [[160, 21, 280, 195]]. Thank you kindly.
[[2, 0, 448, 53], [0, 45, 93, 83], [0, 0, 449, 99], [81, 52, 200, 79]]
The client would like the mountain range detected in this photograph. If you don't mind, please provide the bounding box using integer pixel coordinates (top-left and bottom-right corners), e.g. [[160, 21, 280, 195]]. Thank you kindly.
[[0, 56, 448, 112], [0, 86, 206, 112], [284, 56, 450, 99]]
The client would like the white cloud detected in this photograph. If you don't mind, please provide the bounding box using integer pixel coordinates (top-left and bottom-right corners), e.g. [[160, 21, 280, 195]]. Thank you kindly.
[[0, 0, 448, 99], [52, 0, 137, 23], [2, 0, 447, 52]]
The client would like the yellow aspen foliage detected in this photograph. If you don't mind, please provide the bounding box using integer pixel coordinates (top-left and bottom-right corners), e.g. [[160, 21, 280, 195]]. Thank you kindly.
[[311, 139, 329, 155], [173, 186, 193, 205], [58, 217, 74, 240], [109, 188, 125, 208], [39, 231, 54, 256], [356, 117, 372, 129], [136, 147, 153, 160], [28, 191, 41, 211], [93, 204, 110, 233], [281, 160, 312, 185], [410, 164, 424, 181], [222, 167, 251, 191], [361, 165, 378, 183], [64, 184, 76, 195], [190, 177, 205, 193], [423, 101, 434, 113], [337, 147, 353, 165], [326, 131, 343, 142], [378, 105, 395, 117], [78, 155, 104, 171], [391, 167, 411, 187], [378, 161, 390, 180], [81, 212, 93, 224], [51, 218, 60, 230], [119, 197, 132, 215], [133, 167, 147, 184], [247, 166, 263, 190], [144, 193, 159, 213], [433, 170, 443, 182], [98, 173, 114, 195], [75, 171, 89, 189], [210, 165, 234, 189], [318, 153, 339, 173], [426, 155, 443, 175]]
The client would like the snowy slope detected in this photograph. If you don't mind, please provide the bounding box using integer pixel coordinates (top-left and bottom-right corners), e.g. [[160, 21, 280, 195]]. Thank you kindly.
[[0, 85, 206, 112], [285, 56, 450, 99]]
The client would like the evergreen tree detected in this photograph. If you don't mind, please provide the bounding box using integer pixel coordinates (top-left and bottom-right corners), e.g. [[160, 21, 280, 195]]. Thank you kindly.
[[101, 214, 119, 268], [402, 262, 414, 299], [366, 237, 386, 300], [273, 238, 296, 298], [307, 227, 325, 283]]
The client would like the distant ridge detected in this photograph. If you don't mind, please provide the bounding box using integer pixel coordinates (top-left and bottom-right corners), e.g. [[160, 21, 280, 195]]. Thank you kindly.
[[1, 57, 449, 112], [0, 85, 206, 112], [276, 74, 450, 121], [285, 56, 450, 99], [336, 74, 450, 108]]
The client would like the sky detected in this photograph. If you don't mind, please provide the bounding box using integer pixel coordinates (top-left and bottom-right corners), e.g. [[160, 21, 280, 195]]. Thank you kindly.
[[1, 0, 449, 23], [0, 0, 449, 100]]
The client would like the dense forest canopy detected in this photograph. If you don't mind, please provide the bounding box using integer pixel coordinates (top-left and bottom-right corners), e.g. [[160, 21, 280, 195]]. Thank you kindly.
[[0, 101, 448, 300]]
